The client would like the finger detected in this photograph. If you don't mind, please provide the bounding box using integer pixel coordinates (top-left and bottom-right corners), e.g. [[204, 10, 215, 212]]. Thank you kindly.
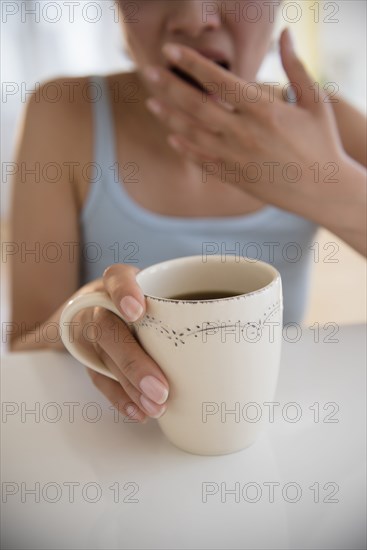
[[146, 97, 225, 158], [161, 43, 244, 112], [142, 63, 235, 129], [146, 97, 224, 137], [161, 43, 276, 113], [103, 263, 145, 323], [280, 28, 323, 112], [95, 345, 167, 419], [86, 367, 147, 423], [93, 307, 170, 407]]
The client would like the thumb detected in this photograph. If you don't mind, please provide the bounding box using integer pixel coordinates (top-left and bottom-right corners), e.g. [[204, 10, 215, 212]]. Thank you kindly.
[[280, 27, 321, 112]]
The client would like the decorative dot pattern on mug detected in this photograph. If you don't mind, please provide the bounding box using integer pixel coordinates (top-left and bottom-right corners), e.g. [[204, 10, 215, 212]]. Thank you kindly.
[[135, 300, 282, 347]]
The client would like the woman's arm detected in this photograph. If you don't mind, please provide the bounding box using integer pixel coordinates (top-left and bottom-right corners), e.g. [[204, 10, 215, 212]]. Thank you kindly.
[[8, 77, 87, 350], [8, 79, 169, 422], [306, 154, 366, 256], [322, 96, 367, 255], [331, 96, 367, 168]]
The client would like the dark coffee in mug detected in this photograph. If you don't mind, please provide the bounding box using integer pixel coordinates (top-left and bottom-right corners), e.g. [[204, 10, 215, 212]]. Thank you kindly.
[[168, 290, 243, 301]]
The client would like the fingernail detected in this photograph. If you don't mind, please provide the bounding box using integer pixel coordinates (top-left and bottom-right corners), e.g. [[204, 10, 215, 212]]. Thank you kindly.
[[139, 375, 169, 404], [140, 395, 166, 418], [120, 296, 144, 322], [146, 98, 162, 115], [163, 43, 182, 61], [143, 66, 160, 82]]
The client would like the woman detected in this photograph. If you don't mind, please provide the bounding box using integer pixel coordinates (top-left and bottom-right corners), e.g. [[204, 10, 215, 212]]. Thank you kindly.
[[9, 0, 366, 423]]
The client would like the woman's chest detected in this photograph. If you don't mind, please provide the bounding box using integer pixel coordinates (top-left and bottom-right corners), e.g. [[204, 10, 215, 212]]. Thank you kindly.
[[76, 142, 266, 218], [74, 72, 268, 218]]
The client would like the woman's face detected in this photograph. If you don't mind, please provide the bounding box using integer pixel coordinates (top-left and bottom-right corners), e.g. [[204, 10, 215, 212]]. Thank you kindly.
[[119, 0, 280, 81]]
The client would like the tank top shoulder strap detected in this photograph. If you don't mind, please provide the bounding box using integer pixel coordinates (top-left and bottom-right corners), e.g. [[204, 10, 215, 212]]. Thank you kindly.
[[81, 75, 117, 221], [90, 74, 116, 169]]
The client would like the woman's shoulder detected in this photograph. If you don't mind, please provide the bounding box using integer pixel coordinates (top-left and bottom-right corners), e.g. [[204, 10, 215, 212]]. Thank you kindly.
[[21, 72, 132, 159], [27, 71, 134, 119], [22, 75, 91, 143]]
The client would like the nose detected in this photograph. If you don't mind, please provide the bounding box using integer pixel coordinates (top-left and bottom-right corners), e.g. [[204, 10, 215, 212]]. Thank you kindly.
[[166, 0, 221, 37]]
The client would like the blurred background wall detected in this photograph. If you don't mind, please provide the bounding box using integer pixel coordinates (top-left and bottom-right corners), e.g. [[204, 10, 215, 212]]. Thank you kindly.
[[1, 0, 366, 335]]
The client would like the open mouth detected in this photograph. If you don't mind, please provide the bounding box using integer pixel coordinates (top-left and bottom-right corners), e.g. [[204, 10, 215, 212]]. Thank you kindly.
[[169, 60, 231, 93], [215, 60, 231, 70]]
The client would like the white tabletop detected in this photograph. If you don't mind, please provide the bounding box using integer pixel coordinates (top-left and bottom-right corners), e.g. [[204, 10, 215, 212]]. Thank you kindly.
[[1, 324, 366, 550]]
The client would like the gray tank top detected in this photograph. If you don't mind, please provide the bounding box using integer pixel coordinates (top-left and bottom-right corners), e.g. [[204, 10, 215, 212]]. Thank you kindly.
[[79, 75, 318, 324]]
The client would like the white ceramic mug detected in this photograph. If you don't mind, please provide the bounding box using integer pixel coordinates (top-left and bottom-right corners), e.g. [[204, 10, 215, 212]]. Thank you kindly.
[[60, 255, 283, 455]]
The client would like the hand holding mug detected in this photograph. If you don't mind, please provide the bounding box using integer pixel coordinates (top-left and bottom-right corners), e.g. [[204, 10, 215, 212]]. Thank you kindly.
[[67, 264, 170, 423], [61, 255, 283, 455]]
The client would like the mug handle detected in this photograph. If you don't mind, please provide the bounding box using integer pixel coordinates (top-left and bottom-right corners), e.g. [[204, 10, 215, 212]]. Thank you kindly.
[[60, 291, 127, 380]]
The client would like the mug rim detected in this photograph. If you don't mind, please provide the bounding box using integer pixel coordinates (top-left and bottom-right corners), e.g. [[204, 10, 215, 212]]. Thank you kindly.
[[135, 255, 281, 303]]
